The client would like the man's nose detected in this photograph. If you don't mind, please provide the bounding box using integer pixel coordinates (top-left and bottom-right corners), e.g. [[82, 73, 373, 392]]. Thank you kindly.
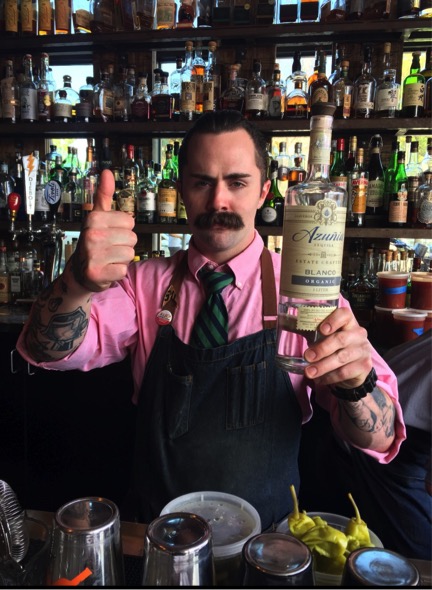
[[208, 182, 228, 210]]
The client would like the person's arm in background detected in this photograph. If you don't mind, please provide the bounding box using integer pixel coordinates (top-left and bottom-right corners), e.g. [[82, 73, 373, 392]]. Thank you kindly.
[[25, 170, 137, 362]]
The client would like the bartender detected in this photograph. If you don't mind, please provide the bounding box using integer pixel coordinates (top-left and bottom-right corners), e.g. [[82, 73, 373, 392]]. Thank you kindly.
[[16, 111, 405, 528]]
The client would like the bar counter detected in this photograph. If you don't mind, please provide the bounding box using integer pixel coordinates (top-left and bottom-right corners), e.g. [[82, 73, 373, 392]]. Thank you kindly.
[[25, 509, 432, 587]]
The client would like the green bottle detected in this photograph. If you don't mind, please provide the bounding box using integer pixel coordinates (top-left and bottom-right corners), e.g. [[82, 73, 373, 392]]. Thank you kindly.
[[383, 139, 399, 213], [388, 151, 408, 228], [401, 51, 425, 118], [260, 160, 284, 227]]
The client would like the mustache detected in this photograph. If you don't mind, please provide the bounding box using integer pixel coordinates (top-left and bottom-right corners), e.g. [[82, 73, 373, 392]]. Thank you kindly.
[[194, 211, 245, 230]]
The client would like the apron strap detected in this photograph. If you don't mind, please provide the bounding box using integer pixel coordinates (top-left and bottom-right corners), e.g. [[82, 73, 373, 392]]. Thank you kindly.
[[261, 247, 278, 330], [159, 247, 278, 329]]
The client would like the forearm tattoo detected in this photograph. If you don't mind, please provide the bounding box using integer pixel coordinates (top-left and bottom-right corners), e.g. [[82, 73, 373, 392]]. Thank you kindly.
[[27, 277, 90, 362], [340, 387, 396, 439]]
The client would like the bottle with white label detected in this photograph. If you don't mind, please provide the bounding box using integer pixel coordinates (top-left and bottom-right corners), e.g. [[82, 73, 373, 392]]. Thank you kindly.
[[20, 54, 38, 122], [275, 102, 347, 374]]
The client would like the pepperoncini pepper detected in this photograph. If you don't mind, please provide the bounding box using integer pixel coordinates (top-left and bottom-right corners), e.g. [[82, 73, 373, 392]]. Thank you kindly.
[[300, 522, 348, 559], [287, 484, 316, 538], [345, 492, 373, 552]]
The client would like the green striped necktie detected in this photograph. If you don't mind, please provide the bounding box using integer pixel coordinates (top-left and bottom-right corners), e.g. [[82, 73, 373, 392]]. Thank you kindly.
[[190, 268, 234, 348]]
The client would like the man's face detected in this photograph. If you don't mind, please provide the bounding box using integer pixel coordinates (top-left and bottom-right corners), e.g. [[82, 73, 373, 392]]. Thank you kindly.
[[178, 129, 270, 263]]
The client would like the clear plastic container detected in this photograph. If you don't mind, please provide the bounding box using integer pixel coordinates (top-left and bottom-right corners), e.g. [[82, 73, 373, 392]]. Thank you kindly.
[[276, 512, 383, 587], [161, 491, 261, 587]]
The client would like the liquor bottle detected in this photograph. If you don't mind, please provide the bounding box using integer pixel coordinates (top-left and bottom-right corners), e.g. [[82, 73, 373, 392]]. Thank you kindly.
[[328, 44, 343, 86], [400, 51, 425, 118], [20, 0, 38, 34], [348, 147, 368, 227], [34, 161, 50, 222], [44, 144, 62, 176], [376, 41, 391, 87], [266, 63, 284, 120], [136, 0, 156, 28], [307, 49, 320, 91], [420, 47, 432, 80], [332, 59, 353, 119], [94, 66, 114, 122], [347, 0, 364, 19], [179, 41, 196, 121], [309, 51, 331, 107], [204, 41, 220, 113], [348, 262, 375, 329], [122, 143, 140, 182], [157, 146, 177, 223], [278, 0, 298, 22], [397, 0, 420, 18], [219, 64, 244, 112], [0, 240, 10, 304], [151, 70, 173, 121], [53, 89, 73, 122], [326, 0, 347, 21], [287, 150, 307, 188], [299, 0, 320, 21], [276, 141, 290, 198], [82, 139, 99, 218], [383, 139, 399, 212], [245, 60, 268, 120], [37, 53, 55, 123], [62, 167, 81, 222], [73, 0, 93, 31], [55, 0, 72, 33], [330, 138, 348, 192], [20, 54, 38, 122], [0, 59, 20, 123], [177, 0, 195, 27], [419, 0, 432, 17], [374, 67, 400, 118], [115, 65, 134, 121], [366, 134, 385, 215], [58, 74, 79, 118], [100, 138, 112, 171], [191, 41, 205, 117], [420, 137, 432, 172], [136, 163, 157, 223], [405, 140, 424, 226], [260, 160, 284, 226], [170, 57, 183, 119], [90, 0, 115, 31], [38, 0, 55, 33], [156, 0, 176, 28], [0, 162, 14, 221], [415, 170, 432, 228], [76, 76, 95, 122], [116, 166, 137, 217], [275, 102, 347, 374], [352, 45, 376, 119], [388, 150, 408, 228], [4, 0, 19, 35], [284, 52, 308, 119], [131, 74, 151, 120], [363, 0, 391, 19]]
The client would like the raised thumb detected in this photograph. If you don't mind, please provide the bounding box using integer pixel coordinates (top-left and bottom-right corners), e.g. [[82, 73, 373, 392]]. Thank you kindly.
[[92, 169, 115, 212]]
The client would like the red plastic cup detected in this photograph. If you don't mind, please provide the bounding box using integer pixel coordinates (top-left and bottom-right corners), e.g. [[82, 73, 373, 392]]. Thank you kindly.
[[410, 272, 432, 310], [376, 272, 409, 309], [392, 309, 427, 343]]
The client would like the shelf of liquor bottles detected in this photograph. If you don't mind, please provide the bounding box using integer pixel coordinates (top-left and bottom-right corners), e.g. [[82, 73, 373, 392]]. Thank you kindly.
[[0, 19, 430, 57], [1, 117, 431, 138], [0, 221, 430, 240]]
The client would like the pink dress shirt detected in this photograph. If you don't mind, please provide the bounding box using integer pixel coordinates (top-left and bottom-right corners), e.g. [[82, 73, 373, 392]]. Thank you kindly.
[[17, 231, 406, 462]]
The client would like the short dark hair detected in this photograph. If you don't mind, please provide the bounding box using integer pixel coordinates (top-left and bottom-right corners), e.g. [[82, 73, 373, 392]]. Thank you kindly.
[[178, 110, 268, 186]]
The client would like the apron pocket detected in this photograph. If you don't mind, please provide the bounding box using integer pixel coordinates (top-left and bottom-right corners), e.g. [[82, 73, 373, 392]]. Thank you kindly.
[[164, 364, 193, 439], [226, 361, 266, 430]]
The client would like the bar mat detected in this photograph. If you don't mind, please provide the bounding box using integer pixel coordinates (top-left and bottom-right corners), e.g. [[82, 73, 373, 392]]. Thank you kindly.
[[124, 554, 144, 587]]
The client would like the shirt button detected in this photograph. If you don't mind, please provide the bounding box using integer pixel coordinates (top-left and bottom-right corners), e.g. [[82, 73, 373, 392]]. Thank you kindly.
[[237, 281, 242, 288], [207, 264, 215, 270]]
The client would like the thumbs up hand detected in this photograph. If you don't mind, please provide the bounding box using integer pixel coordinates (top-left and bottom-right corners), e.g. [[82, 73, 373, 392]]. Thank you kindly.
[[72, 169, 138, 292]]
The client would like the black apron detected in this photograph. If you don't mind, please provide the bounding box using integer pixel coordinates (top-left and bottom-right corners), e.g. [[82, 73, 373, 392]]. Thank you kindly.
[[128, 248, 302, 530]]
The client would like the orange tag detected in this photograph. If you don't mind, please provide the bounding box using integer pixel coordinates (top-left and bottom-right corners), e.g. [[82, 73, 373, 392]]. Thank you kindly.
[[53, 567, 93, 586]]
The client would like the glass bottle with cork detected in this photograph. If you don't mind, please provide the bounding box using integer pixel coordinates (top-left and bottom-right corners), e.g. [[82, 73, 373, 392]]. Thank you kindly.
[[353, 44, 376, 119], [366, 134, 385, 216], [275, 102, 347, 374], [348, 147, 369, 227], [157, 145, 177, 223], [388, 150, 408, 228]]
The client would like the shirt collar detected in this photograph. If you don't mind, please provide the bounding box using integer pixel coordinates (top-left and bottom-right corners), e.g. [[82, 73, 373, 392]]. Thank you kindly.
[[186, 230, 265, 289]]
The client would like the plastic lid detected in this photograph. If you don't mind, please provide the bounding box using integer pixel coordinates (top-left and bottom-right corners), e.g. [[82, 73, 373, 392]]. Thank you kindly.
[[160, 491, 261, 558], [392, 309, 427, 320]]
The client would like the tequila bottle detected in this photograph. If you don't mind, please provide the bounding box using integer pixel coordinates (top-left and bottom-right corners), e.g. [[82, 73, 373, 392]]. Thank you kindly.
[[275, 102, 347, 374]]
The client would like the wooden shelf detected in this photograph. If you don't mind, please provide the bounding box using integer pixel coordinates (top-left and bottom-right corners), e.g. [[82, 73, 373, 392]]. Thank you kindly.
[[1, 117, 430, 138], [0, 19, 429, 57]]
